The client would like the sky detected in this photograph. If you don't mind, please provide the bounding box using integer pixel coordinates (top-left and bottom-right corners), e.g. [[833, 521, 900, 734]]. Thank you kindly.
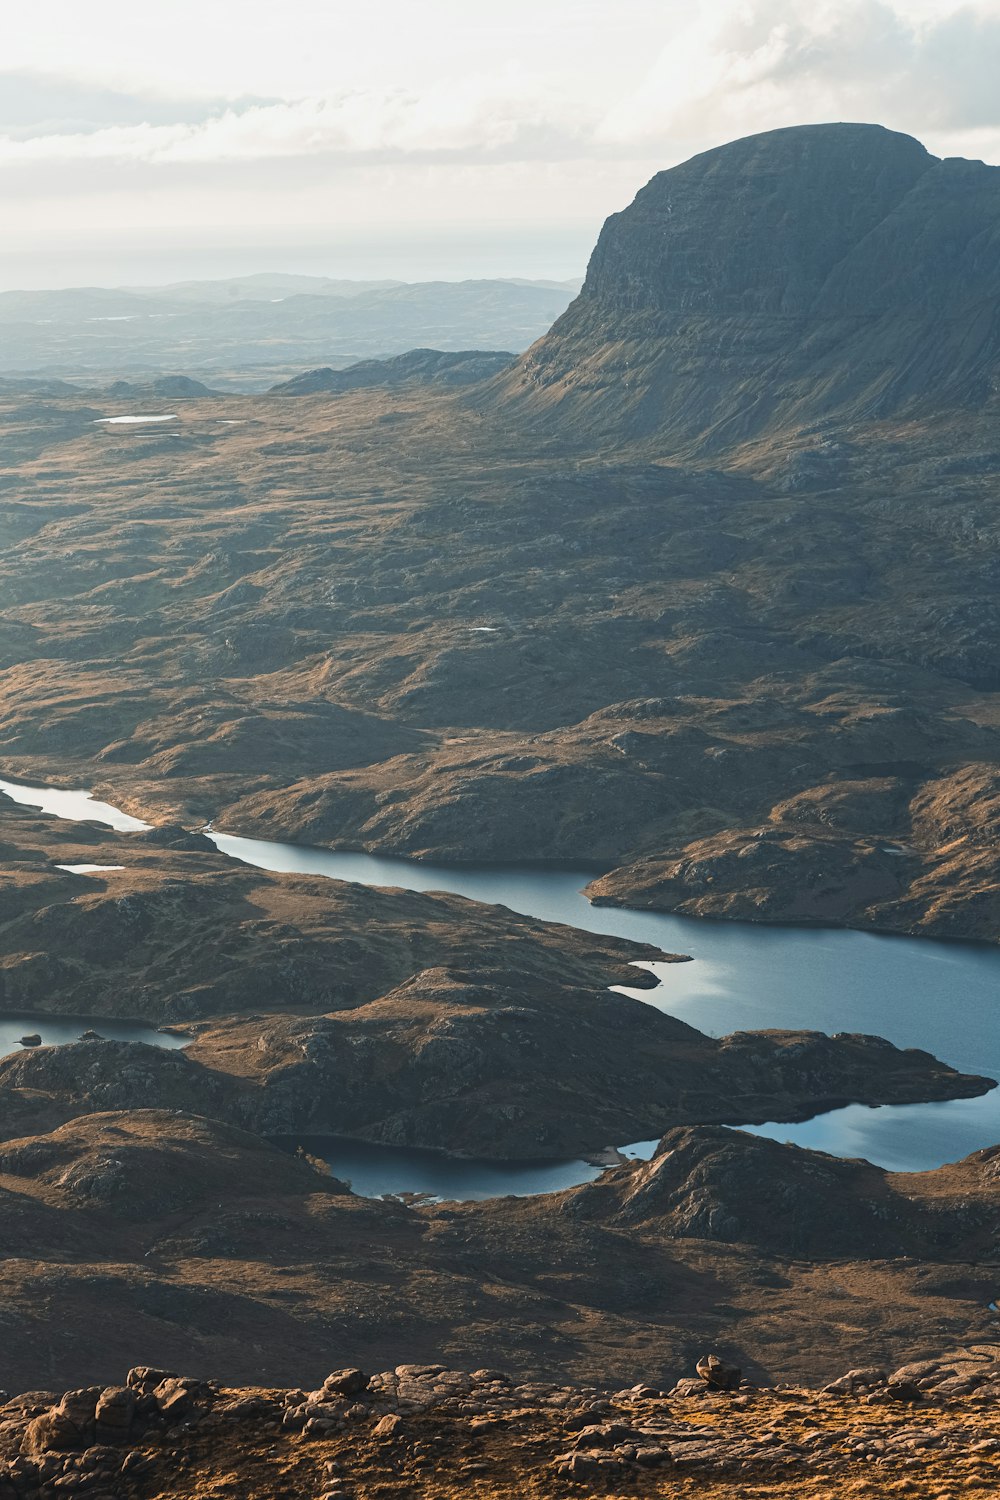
[[2, 0, 1000, 288]]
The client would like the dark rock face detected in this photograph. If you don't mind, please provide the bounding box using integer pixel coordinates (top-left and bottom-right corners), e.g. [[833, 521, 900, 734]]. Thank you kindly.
[[587, 124, 934, 319], [496, 123, 1000, 447]]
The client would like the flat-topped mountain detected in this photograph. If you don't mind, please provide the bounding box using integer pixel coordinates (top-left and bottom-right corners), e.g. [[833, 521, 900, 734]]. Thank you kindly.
[[495, 123, 1000, 448]]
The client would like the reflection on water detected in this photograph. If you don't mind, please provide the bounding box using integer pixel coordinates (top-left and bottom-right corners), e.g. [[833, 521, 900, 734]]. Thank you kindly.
[[94, 414, 179, 426], [742, 1092, 1000, 1172], [206, 832, 1000, 1172], [3, 777, 1000, 1174], [0, 778, 151, 832], [0, 1015, 188, 1057], [285, 1135, 602, 1202]]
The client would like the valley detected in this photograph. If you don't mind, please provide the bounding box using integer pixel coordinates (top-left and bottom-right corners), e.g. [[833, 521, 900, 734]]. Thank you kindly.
[[2, 124, 1000, 1485]]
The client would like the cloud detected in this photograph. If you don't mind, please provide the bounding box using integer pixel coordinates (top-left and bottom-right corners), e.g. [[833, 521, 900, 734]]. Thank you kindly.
[[1, 0, 998, 270], [595, 0, 1000, 159], [0, 81, 594, 170], [3, 2, 1000, 182], [0, 72, 266, 139]]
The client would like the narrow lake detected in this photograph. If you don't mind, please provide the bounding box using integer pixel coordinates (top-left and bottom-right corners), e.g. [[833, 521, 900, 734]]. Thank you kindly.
[[3, 776, 1000, 1185], [0, 1014, 188, 1055], [94, 414, 179, 426]]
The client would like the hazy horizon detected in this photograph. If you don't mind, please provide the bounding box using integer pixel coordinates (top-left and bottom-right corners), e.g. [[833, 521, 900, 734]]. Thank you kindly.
[[3, 0, 999, 296], [0, 224, 593, 295]]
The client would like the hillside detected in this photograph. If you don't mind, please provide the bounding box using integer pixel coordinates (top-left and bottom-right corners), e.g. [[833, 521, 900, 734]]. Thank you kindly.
[[4, 1109, 1000, 1393]]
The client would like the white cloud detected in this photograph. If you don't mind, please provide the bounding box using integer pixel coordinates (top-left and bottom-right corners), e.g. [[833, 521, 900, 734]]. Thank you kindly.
[[1, 0, 998, 281], [596, 0, 1000, 161]]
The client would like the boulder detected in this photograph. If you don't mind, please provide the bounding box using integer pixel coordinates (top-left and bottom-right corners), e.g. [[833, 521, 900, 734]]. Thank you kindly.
[[696, 1354, 742, 1392], [21, 1409, 81, 1455], [153, 1377, 194, 1420], [322, 1369, 366, 1398], [95, 1385, 135, 1441], [126, 1366, 175, 1394]]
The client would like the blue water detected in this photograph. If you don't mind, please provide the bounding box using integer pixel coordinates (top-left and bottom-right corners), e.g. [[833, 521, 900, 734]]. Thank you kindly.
[[0, 1014, 188, 1055], [3, 776, 1000, 1180], [287, 1136, 603, 1202], [205, 834, 1000, 1173]]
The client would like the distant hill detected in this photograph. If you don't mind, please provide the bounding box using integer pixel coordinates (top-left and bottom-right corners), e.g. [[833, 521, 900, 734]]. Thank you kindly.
[[491, 123, 1000, 450], [272, 348, 515, 395], [103, 375, 218, 399], [0, 275, 579, 388], [132, 272, 406, 303]]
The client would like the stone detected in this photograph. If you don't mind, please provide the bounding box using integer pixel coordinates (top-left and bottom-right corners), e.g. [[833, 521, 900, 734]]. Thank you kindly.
[[571, 1424, 637, 1449], [634, 1446, 670, 1466], [890, 1361, 945, 1384], [555, 1451, 626, 1478], [823, 1367, 887, 1395], [21, 1411, 81, 1455], [153, 1379, 193, 1421], [94, 1387, 135, 1441], [126, 1368, 175, 1394], [670, 1378, 709, 1398], [372, 1415, 402, 1439], [930, 1373, 987, 1397], [322, 1369, 367, 1398], [886, 1380, 923, 1403], [696, 1354, 742, 1392]]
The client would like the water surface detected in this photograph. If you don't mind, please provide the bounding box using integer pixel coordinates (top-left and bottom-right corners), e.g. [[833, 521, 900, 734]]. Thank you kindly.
[[3, 777, 1000, 1176], [94, 414, 179, 426], [0, 778, 150, 832], [0, 1015, 188, 1055], [204, 833, 1000, 1172], [287, 1136, 602, 1202]]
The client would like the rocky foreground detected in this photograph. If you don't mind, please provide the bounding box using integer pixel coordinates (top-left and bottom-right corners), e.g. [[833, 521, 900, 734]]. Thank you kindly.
[[5, 1351, 1000, 1499]]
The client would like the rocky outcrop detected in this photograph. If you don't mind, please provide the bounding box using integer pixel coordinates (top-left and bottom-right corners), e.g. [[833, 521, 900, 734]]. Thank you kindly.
[[0, 800, 668, 1023], [4, 1353, 1000, 1499], [587, 763, 1000, 940]]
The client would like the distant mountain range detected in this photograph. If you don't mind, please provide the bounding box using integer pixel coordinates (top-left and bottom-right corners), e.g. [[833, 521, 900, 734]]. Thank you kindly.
[[0, 273, 580, 390]]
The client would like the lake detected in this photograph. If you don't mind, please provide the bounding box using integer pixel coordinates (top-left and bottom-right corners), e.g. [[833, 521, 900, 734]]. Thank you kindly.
[[0, 1014, 188, 1055], [3, 775, 1000, 1182], [94, 414, 179, 426]]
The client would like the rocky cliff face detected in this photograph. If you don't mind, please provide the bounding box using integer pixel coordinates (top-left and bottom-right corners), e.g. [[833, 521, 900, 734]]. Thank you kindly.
[[494, 123, 1000, 449]]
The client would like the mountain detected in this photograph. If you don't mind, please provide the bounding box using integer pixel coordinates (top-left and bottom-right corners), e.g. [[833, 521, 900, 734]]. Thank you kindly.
[[494, 123, 1000, 450]]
